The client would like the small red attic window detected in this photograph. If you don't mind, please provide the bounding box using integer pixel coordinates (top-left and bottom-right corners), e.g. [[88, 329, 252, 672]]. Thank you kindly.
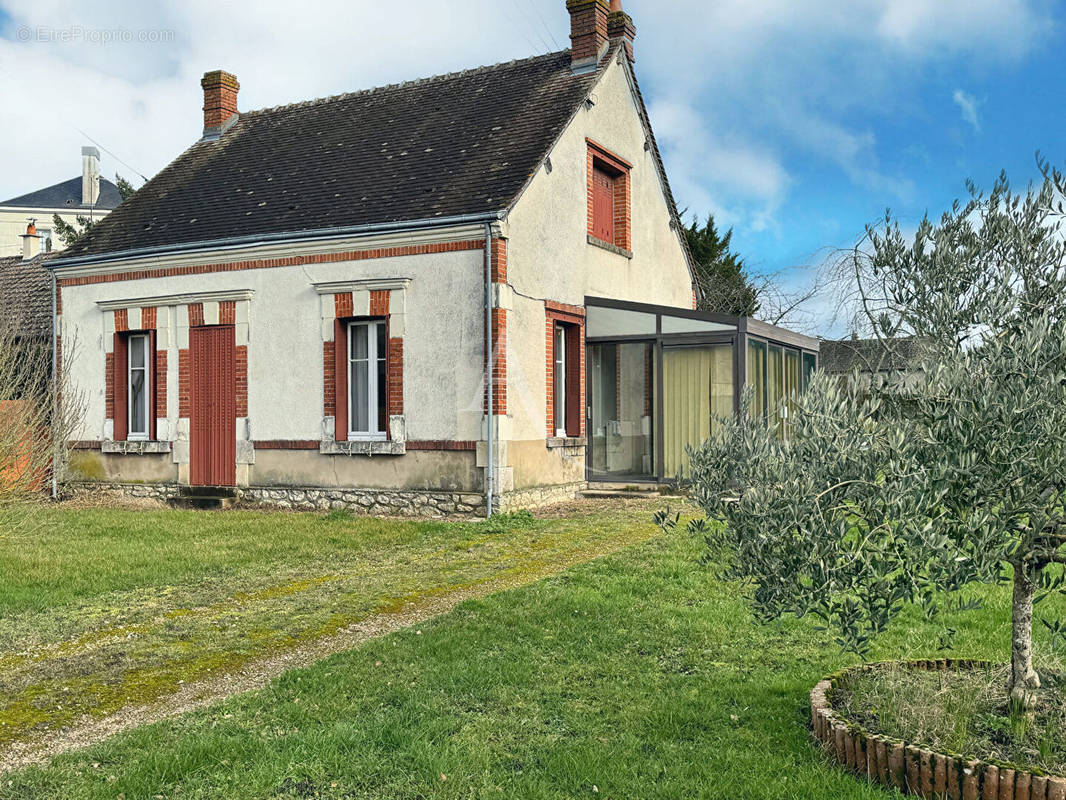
[[586, 139, 632, 253]]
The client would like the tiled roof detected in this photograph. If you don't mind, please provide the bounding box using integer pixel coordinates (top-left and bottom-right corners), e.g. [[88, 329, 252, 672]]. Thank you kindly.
[[0, 177, 122, 212], [819, 336, 928, 374], [61, 50, 614, 260], [0, 254, 54, 340]]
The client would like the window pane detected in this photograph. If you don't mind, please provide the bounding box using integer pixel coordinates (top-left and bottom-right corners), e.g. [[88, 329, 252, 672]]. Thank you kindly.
[[661, 316, 736, 334], [376, 322, 386, 355], [130, 336, 145, 369], [586, 306, 656, 338], [130, 369, 146, 434], [351, 325, 368, 361], [351, 359, 369, 432], [554, 326, 566, 434]]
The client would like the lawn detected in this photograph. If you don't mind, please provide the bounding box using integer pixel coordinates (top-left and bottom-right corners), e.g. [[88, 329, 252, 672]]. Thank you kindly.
[[0, 501, 660, 756], [4, 502, 1063, 798]]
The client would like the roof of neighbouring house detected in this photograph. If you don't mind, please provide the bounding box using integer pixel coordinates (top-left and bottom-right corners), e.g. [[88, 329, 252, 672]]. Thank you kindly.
[[0, 177, 123, 212], [58, 46, 687, 263], [819, 336, 929, 374], [0, 254, 54, 340]]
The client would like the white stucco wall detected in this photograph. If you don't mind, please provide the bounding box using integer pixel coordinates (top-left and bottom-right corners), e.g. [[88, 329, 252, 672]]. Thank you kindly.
[[503, 52, 694, 446], [0, 207, 112, 257], [58, 239, 486, 447]]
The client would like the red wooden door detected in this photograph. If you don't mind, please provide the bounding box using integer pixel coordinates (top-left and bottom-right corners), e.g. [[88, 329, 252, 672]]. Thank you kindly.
[[190, 326, 236, 487], [592, 166, 615, 243]]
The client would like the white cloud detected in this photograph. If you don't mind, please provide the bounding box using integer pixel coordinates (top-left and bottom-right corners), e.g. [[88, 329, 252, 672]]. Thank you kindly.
[[650, 99, 790, 234], [0, 0, 1053, 233], [952, 89, 981, 132]]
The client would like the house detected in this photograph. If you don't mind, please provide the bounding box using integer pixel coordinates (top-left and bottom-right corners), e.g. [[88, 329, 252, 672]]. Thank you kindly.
[[48, 0, 817, 515], [0, 147, 123, 257], [0, 223, 54, 342], [819, 335, 927, 390]]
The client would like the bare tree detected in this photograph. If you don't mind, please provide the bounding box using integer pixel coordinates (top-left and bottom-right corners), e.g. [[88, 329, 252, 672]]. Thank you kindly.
[[0, 325, 81, 535]]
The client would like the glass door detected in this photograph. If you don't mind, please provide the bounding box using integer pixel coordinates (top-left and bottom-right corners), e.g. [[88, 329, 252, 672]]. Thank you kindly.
[[587, 342, 656, 481], [662, 344, 735, 480]]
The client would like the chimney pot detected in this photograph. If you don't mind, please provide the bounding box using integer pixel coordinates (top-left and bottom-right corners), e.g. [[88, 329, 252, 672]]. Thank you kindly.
[[22, 218, 40, 261], [201, 70, 240, 138], [81, 146, 100, 206], [567, 0, 610, 73]]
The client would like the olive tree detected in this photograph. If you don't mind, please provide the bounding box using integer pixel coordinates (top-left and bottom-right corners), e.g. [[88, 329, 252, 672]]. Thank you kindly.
[[672, 163, 1066, 708]]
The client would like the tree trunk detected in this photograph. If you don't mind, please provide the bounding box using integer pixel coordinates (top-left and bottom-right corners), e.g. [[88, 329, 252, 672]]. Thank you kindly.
[[1010, 561, 1041, 708]]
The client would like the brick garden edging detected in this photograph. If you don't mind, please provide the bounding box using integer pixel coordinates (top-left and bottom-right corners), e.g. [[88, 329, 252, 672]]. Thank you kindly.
[[810, 659, 1066, 799]]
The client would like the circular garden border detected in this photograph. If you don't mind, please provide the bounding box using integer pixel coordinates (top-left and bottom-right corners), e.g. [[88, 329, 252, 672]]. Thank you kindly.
[[810, 659, 1066, 799]]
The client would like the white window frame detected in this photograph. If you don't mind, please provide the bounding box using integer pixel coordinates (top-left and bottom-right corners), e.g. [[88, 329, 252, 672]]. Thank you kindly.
[[554, 323, 567, 438], [127, 333, 151, 441], [347, 320, 388, 441]]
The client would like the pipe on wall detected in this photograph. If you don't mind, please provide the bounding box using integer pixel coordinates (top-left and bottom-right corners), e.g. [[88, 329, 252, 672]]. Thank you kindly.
[[483, 223, 494, 519]]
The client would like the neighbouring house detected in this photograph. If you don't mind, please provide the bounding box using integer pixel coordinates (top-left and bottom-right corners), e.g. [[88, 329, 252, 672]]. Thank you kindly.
[[820, 335, 927, 389], [0, 226, 55, 493], [0, 223, 53, 342], [0, 147, 123, 257], [47, 0, 817, 515]]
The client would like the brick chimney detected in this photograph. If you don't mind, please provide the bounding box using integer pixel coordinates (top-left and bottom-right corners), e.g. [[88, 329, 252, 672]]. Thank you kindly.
[[201, 70, 240, 139], [22, 220, 40, 261], [81, 146, 100, 206], [567, 0, 610, 74], [607, 0, 636, 62]]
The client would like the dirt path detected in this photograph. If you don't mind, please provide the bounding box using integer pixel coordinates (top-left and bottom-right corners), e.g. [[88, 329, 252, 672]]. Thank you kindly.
[[0, 529, 657, 773]]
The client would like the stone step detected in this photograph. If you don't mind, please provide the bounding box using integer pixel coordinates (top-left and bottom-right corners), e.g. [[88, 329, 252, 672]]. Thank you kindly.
[[167, 496, 235, 511]]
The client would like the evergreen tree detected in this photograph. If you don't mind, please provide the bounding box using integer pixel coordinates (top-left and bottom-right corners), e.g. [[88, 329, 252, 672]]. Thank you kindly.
[[685, 215, 759, 317]]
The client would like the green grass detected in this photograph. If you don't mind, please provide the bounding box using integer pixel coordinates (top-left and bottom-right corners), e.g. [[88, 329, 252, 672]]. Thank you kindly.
[[834, 662, 1066, 775], [0, 505, 659, 750], [2, 505, 1065, 798]]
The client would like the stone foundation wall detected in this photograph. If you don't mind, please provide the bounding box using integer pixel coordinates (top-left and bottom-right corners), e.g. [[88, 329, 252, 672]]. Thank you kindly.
[[65, 482, 181, 502], [497, 482, 586, 512], [240, 486, 486, 517], [63, 480, 588, 518]]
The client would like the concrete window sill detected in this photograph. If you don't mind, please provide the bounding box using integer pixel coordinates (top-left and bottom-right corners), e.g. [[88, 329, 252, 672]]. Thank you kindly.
[[320, 439, 406, 456], [587, 235, 633, 259], [547, 437, 587, 449], [101, 441, 173, 455]]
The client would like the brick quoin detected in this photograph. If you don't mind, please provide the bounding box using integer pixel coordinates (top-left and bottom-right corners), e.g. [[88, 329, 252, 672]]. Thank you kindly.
[[178, 349, 191, 418], [141, 306, 157, 330], [57, 240, 485, 289], [334, 292, 354, 319], [155, 351, 168, 419], [188, 303, 205, 327], [220, 301, 236, 325], [388, 338, 404, 416], [104, 352, 115, 420], [235, 345, 248, 417], [323, 340, 336, 417], [370, 290, 390, 317], [114, 309, 128, 332], [483, 237, 509, 416], [545, 303, 587, 438]]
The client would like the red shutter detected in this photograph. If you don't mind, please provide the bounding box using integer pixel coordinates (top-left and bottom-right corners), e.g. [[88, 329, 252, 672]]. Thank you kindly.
[[113, 333, 128, 441], [565, 324, 582, 438], [593, 167, 615, 243], [334, 318, 348, 441], [148, 329, 158, 441]]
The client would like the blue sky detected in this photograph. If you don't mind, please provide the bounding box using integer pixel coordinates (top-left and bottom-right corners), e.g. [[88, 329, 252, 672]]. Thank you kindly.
[[0, 0, 1061, 334]]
